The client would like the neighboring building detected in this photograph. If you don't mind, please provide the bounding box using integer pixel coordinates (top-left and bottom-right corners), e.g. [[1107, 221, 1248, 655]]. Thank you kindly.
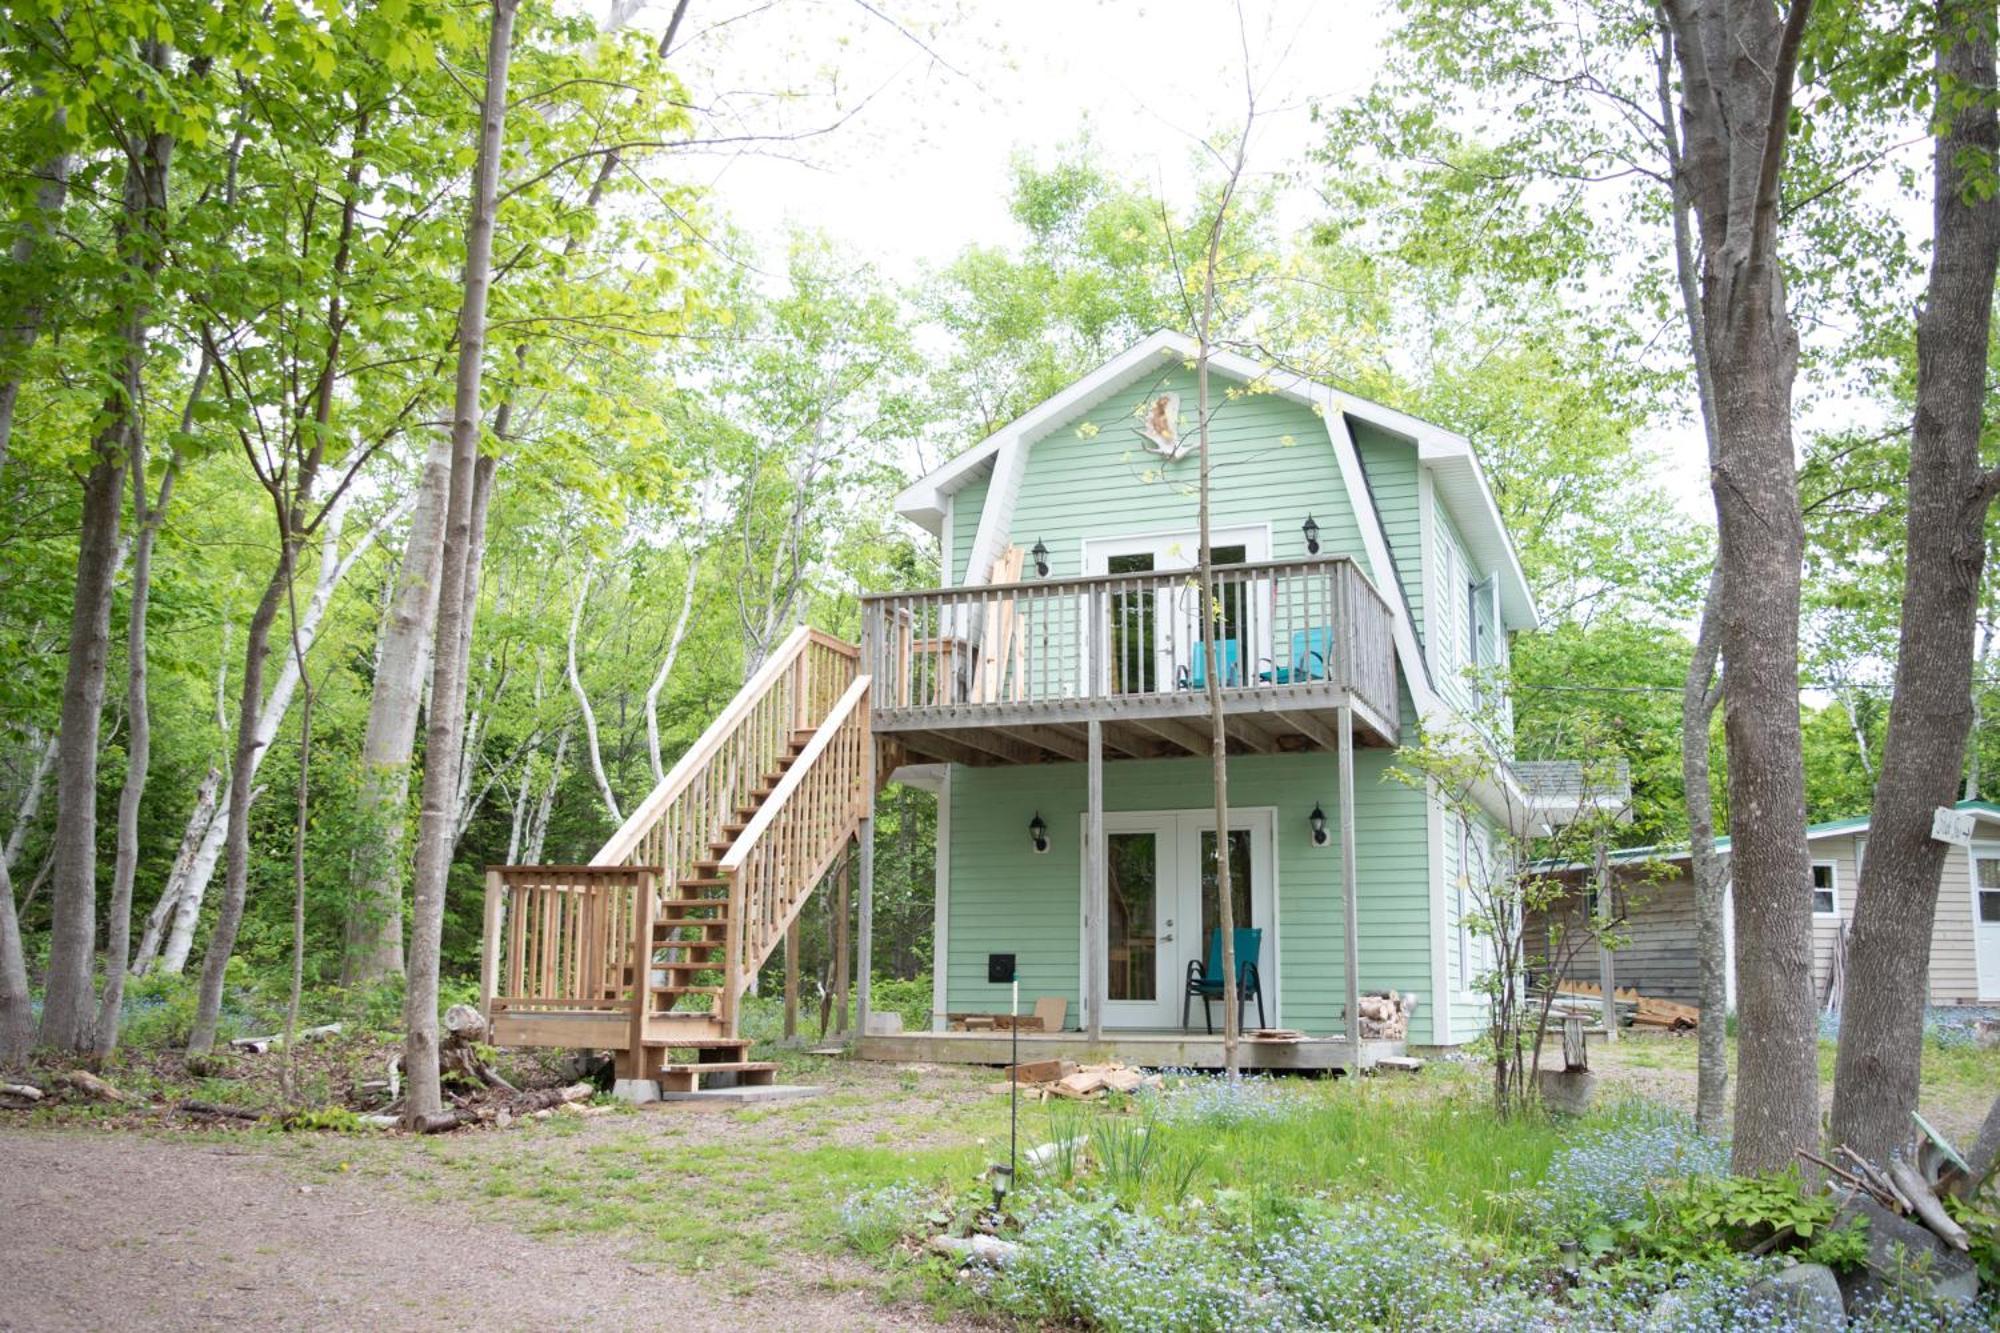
[[869, 329, 1571, 1052], [1531, 800, 2000, 1010]]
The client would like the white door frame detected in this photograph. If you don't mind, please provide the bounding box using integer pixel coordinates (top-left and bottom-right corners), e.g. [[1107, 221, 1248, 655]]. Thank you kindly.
[[1078, 806, 1278, 1030], [1080, 526, 1272, 695], [1971, 842, 2000, 1000]]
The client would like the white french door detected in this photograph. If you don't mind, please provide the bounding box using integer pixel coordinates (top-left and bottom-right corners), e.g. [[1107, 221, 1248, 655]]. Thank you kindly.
[[1081, 527, 1271, 696], [1084, 809, 1276, 1029], [1974, 848, 2000, 1000]]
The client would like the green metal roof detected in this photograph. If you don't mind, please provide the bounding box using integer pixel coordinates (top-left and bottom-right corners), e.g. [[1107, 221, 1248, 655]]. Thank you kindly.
[[1544, 798, 2000, 871]]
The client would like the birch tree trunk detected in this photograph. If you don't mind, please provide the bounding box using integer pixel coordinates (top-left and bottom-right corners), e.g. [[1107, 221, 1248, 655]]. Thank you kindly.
[[1, 734, 58, 1066], [567, 559, 623, 823], [131, 764, 218, 973], [1660, 0, 1819, 1173], [1831, 0, 2000, 1163], [342, 435, 452, 984], [405, 0, 522, 1126], [41, 69, 174, 1053], [645, 552, 701, 785]]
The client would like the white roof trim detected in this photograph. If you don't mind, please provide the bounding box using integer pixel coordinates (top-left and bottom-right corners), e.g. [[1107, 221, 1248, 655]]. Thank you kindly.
[[894, 331, 1537, 627]]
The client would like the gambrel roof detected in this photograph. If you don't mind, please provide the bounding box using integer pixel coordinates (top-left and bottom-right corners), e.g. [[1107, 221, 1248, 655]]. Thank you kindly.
[[895, 330, 1538, 638]]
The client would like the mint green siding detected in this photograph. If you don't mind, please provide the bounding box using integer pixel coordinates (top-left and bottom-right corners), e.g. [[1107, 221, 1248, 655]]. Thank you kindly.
[[1351, 420, 1425, 648], [950, 470, 988, 585], [944, 751, 1440, 1044], [1004, 366, 1364, 574]]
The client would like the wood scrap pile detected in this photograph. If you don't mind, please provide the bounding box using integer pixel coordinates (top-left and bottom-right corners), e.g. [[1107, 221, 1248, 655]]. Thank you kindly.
[[1553, 981, 1699, 1031], [1356, 991, 1415, 1040], [948, 997, 1068, 1033], [1796, 1103, 1998, 1311], [995, 1059, 1163, 1100]]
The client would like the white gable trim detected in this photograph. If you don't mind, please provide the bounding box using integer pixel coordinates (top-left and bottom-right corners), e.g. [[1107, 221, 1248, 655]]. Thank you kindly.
[[1322, 399, 1440, 719], [896, 331, 1536, 629]]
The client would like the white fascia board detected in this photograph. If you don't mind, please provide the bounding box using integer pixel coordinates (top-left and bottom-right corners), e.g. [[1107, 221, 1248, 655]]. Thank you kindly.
[[1321, 395, 1440, 720], [895, 330, 1195, 532]]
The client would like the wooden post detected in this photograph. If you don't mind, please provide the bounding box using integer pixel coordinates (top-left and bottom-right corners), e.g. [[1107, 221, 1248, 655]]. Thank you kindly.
[[783, 916, 799, 1041], [624, 868, 656, 1080], [834, 847, 851, 1034], [480, 869, 504, 1018], [857, 820, 876, 1035], [1595, 839, 1619, 1043], [1085, 717, 1105, 1044], [1338, 705, 1361, 1069], [857, 734, 877, 1034]]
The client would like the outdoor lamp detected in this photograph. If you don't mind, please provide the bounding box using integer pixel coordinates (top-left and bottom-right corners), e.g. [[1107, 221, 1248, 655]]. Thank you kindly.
[[1302, 514, 1321, 555], [1031, 538, 1050, 577], [1308, 802, 1330, 847], [1029, 811, 1049, 853]]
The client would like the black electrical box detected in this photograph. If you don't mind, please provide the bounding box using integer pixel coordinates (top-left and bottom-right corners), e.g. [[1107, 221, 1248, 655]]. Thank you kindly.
[[987, 953, 1016, 984]]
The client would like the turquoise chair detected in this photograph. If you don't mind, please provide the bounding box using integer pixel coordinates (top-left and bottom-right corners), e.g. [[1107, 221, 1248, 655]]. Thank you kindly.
[[1260, 626, 1332, 684], [1182, 927, 1265, 1033], [1182, 639, 1243, 689]]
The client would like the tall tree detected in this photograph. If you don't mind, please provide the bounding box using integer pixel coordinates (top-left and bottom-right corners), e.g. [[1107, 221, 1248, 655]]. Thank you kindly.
[[1832, 0, 2000, 1162], [403, 0, 523, 1126], [1660, 0, 1821, 1172], [40, 34, 177, 1053]]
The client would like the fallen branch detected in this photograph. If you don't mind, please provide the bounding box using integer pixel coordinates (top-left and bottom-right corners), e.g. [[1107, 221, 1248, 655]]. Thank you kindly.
[[1888, 1157, 1971, 1251], [230, 1022, 343, 1054], [926, 1234, 1019, 1266], [176, 1099, 262, 1122], [0, 1082, 44, 1104], [56, 1069, 132, 1104]]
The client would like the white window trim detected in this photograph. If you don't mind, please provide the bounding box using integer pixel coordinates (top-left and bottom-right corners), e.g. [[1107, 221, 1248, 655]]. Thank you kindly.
[[1811, 859, 1840, 917]]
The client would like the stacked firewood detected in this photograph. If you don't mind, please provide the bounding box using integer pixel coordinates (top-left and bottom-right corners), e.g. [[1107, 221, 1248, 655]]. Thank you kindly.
[[1356, 991, 1415, 1040]]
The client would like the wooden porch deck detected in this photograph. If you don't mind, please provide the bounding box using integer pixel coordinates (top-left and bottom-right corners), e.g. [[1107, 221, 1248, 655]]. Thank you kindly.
[[857, 1028, 1402, 1073]]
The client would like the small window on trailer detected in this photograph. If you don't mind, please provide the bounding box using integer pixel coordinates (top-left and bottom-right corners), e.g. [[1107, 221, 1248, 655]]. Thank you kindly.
[[1810, 861, 1839, 916]]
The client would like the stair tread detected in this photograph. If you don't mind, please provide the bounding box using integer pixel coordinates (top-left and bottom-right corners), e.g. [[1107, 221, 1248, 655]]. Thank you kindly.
[[660, 1060, 775, 1074], [651, 984, 725, 995], [640, 1036, 748, 1048]]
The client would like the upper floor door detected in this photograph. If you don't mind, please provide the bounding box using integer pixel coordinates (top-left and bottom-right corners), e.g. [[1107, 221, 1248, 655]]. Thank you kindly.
[[1081, 526, 1270, 696]]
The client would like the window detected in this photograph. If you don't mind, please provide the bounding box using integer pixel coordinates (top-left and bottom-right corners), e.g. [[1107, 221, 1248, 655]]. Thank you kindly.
[[1467, 577, 1482, 665], [1977, 856, 2000, 924], [1456, 817, 1475, 986], [1810, 862, 1839, 916]]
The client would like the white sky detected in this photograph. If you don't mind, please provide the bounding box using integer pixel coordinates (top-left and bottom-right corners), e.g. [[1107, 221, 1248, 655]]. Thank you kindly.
[[651, 0, 1393, 281]]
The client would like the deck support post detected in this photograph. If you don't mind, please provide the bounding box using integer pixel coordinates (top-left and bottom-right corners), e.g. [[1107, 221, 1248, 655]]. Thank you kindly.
[[834, 848, 851, 1034], [1085, 718, 1106, 1044], [1338, 704, 1362, 1069], [783, 915, 799, 1040], [857, 751, 877, 1035], [480, 869, 504, 1020]]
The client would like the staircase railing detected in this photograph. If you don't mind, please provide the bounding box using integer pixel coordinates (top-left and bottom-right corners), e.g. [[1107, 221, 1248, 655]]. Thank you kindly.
[[592, 626, 858, 880], [718, 675, 872, 1022], [479, 865, 653, 1022]]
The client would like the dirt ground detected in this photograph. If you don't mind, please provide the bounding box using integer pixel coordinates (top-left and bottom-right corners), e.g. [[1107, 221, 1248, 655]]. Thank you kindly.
[[0, 1129, 947, 1332]]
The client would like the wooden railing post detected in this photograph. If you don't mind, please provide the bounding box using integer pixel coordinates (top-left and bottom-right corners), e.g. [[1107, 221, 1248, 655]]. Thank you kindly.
[[481, 869, 504, 1018], [628, 868, 656, 1056]]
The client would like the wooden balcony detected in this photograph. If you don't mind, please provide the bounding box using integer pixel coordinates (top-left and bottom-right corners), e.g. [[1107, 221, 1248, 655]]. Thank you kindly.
[[859, 556, 1399, 766]]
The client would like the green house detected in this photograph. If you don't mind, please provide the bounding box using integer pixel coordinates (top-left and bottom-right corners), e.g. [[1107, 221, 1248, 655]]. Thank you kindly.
[[862, 330, 1559, 1062]]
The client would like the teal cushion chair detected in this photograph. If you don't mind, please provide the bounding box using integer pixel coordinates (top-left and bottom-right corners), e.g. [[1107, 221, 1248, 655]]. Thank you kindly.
[[1259, 626, 1332, 684], [1182, 927, 1265, 1033], [1181, 639, 1243, 690]]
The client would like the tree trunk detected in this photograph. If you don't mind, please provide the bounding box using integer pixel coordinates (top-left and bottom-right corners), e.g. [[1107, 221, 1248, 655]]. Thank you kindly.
[[40, 90, 174, 1051], [0, 734, 58, 1066], [1662, 0, 1819, 1174], [566, 558, 623, 823], [405, 0, 521, 1126], [342, 436, 453, 984], [645, 552, 701, 785], [1832, 0, 2000, 1164], [131, 763, 218, 974], [187, 510, 311, 1057]]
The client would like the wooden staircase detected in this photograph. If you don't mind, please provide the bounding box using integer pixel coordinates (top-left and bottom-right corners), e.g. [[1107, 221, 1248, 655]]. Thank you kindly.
[[479, 627, 873, 1094]]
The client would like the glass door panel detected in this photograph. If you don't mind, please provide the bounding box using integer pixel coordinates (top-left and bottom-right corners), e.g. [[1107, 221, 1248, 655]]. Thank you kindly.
[[1107, 832, 1159, 1002]]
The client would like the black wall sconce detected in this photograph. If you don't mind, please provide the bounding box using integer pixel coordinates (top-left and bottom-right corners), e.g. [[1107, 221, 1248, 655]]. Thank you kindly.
[[1302, 514, 1321, 556], [1031, 538, 1050, 577], [1028, 811, 1049, 854], [1308, 802, 1330, 847]]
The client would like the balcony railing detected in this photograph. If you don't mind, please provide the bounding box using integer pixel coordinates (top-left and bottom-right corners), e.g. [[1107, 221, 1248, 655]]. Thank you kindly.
[[859, 555, 1398, 729]]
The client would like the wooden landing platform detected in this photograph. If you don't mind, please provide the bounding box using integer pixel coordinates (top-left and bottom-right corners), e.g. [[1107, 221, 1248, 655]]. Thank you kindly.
[[855, 1029, 1403, 1073]]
